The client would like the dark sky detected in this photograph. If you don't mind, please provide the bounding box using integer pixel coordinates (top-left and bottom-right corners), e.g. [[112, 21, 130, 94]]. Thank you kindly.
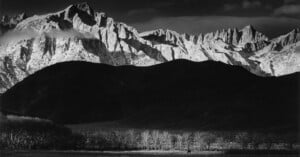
[[0, 0, 300, 37]]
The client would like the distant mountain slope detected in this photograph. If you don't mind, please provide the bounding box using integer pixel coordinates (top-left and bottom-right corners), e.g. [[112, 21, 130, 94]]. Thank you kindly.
[[0, 2, 299, 93], [0, 60, 298, 131]]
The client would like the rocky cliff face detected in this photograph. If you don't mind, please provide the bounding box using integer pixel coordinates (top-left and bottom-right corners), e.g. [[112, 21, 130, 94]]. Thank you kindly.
[[0, 2, 299, 93]]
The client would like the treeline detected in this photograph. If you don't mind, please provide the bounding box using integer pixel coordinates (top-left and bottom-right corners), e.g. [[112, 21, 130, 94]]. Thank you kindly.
[[79, 129, 298, 151], [0, 119, 298, 151], [0, 117, 83, 150]]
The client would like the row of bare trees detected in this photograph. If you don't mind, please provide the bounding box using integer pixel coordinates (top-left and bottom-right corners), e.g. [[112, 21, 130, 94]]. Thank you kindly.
[[0, 120, 82, 150], [1, 119, 297, 151], [80, 129, 298, 151]]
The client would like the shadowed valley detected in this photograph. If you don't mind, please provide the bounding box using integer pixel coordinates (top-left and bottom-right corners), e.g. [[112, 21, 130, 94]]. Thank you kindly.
[[0, 60, 299, 131]]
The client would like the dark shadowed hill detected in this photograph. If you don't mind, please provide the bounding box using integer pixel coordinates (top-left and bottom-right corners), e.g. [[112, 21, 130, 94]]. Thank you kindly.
[[0, 60, 299, 131]]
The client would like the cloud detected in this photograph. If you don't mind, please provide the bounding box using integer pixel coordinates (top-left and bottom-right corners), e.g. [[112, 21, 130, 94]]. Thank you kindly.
[[0, 29, 38, 45], [223, 0, 264, 11], [284, 0, 298, 4], [0, 29, 96, 45], [242, 0, 262, 9], [273, 5, 300, 18], [127, 8, 158, 17], [132, 16, 300, 38], [124, 8, 161, 23], [47, 29, 95, 39], [223, 4, 239, 11]]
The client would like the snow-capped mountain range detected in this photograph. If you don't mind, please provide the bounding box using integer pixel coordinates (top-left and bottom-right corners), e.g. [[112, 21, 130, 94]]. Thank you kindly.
[[0, 2, 299, 93]]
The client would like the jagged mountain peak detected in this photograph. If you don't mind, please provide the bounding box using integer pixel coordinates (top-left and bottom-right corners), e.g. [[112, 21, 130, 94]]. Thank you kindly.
[[70, 2, 94, 15], [241, 24, 255, 32], [64, 2, 95, 19], [239, 25, 268, 44], [240, 25, 265, 37], [14, 2, 98, 32], [140, 29, 181, 38], [139, 25, 269, 51], [288, 28, 300, 37], [272, 28, 300, 46], [14, 2, 137, 37]]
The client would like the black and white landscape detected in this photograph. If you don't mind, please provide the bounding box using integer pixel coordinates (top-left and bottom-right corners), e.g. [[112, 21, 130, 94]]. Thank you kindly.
[[0, 0, 299, 156]]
